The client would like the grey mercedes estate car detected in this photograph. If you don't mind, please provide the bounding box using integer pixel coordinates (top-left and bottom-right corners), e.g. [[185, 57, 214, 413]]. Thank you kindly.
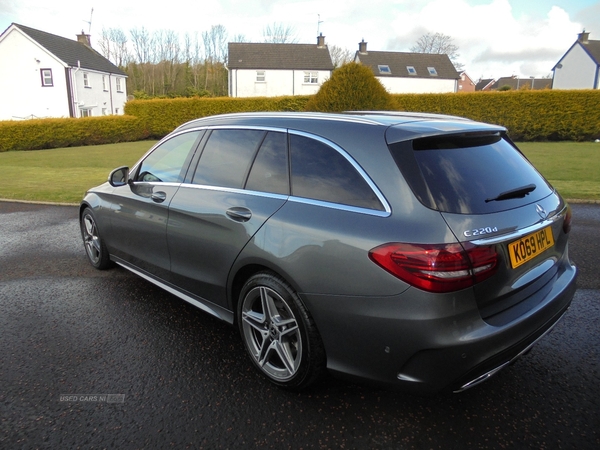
[[80, 111, 577, 394]]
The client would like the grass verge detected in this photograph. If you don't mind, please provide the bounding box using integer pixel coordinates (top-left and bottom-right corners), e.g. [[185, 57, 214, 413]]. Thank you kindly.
[[0, 140, 598, 204], [0, 141, 156, 203]]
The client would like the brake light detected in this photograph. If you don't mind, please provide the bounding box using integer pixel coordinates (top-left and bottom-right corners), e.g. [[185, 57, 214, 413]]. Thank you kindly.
[[369, 242, 498, 293]]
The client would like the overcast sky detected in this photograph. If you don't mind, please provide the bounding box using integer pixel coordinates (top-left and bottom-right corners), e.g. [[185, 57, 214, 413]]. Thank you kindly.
[[1, 0, 599, 79]]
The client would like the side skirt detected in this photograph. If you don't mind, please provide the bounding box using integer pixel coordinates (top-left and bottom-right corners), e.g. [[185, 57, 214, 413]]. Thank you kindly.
[[113, 257, 235, 324]]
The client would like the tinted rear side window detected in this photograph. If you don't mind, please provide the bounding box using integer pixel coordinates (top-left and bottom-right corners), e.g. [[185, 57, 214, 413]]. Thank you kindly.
[[389, 133, 553, 214], [290, 134, 383, 211], [245, 131, 289, 195], [193, 129, 265, 189]]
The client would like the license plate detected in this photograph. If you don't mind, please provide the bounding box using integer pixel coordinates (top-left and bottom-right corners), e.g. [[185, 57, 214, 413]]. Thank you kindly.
[[509, 226, 554, 269]]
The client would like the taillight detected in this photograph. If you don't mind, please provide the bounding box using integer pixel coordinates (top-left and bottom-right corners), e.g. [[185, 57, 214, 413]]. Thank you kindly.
[[369, 242, 498, 293], [563, 206, 572, 234]]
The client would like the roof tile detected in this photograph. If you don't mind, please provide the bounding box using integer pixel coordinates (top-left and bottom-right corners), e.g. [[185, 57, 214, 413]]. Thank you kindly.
[[13, 23, 126, 76], [228, 42, 334, 70]]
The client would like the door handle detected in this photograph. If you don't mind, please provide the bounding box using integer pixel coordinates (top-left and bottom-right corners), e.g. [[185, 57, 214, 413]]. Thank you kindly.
[[226, 207, 252, 222], [151, 191, 167, 203]]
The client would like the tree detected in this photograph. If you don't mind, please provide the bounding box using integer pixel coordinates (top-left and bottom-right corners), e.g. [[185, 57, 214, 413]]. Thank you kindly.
[[98, 27, 130, 67], [305, 62, 395, 113], [329, 45, 354, 68], [262, 22, 298, 44], [411, 32, 463, 71], [202, 25, 229, 96]]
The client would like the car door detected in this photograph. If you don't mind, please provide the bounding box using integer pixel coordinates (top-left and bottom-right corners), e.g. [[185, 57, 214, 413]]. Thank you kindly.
[[108, 130, 203, 278], [166, 128, 289, 307]]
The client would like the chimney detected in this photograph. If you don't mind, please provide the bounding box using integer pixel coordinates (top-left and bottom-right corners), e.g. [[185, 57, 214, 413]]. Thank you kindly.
[[77, 31, 91, 47], [317, 33, 326, 48], [358, 39, 367, 54], [578, 30, 590, 43]]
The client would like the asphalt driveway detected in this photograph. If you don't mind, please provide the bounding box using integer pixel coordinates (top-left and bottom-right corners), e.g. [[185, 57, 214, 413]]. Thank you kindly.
[[0, 201, 598, 449]]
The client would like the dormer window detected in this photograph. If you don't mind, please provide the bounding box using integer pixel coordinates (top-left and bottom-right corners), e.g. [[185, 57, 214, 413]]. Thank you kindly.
[[428, 67, 438, 76], [407, 66, 417, 75], [378, 65, 391, 74]]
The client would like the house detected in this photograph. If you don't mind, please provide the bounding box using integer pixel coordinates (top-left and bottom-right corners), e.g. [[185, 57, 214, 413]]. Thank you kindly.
[[458, 72, 476, 92], [552, 31, 600, 89], [0, 23, 128, 120], [475, 78, 495, 91], [353, 40, 460, 93], [492, 76, 552, 90], [227, 34, 334, 98]]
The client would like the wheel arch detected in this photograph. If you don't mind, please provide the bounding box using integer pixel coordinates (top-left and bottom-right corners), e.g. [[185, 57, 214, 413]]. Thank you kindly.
[[79, 193, 101, 219], [228, 261, 308, 323]]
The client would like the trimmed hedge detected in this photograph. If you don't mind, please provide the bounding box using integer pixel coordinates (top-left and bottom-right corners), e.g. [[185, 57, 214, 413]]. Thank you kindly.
[[0, 115, 149, 152], [392, 90, 600, 141], [124, 96, 311, 138], [1, 90, 599, 151]]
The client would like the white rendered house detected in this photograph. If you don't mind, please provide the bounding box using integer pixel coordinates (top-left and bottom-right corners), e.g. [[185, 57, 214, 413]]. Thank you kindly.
[[354, 40, 459, 94], [227, 35, 334, 98], [553, 31, 600, 90], [0, 23, 128, 120]]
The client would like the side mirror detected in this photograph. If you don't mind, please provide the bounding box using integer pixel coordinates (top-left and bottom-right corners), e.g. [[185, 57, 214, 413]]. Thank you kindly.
[[108, 166, 130, 187]]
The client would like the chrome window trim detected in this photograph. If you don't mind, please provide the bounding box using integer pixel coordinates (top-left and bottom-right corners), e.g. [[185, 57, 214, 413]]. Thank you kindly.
[[289, 129, 391, 215], [287, 196, 391, 217], [134, 125, 391, 216], [177, 183, 289, 202], [176, 184, 390, 217], [128, 181, 182, 188]]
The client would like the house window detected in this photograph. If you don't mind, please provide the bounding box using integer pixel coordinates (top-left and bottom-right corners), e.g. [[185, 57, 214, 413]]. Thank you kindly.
[[378, 65, 391, 74], [102, 76, 108, 91], [41, 69, 53, 86], [428, 67, 438, 76], [407, 66, 417, 75], [256, 71, 265, 82], [116, 77, 123, 92], [83, 72, 90, 88], [81, 109, 92, 117], [102, 108, 108, 115], [304, 72, 318, 84]]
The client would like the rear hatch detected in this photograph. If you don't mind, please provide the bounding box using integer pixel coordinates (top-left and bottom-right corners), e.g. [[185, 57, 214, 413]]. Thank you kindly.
[[387, 127, 572, 325]]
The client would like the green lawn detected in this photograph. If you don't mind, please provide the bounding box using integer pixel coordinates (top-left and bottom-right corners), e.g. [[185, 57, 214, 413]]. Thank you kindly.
[[519, 142, 600, 201], [0, 141, 157, 203], [0, 140, 598, 204]]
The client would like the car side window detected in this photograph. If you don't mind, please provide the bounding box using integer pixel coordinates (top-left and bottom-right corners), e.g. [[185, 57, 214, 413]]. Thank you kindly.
[[290, 134, 384, 210], [136, 131, 201, 183], [193, 129, 265, 189], [245, 131, 289, 195]]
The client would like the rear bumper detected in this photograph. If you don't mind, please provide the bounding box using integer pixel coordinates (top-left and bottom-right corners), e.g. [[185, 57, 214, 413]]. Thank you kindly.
[[452, 307, 567, 392], [303, 262, 577, 394]]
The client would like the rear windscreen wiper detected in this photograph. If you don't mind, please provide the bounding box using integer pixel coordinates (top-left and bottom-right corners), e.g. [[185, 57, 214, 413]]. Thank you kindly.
[[485, 184, 536, 203]]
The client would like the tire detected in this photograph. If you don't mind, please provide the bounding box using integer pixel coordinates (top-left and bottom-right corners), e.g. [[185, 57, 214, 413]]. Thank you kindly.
[[238, 272, 326, 390], [80, 207, 111, 270]]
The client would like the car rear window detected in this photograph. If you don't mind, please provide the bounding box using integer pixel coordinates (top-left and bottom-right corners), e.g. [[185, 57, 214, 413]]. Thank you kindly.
[[388, 133, 554, 214]]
